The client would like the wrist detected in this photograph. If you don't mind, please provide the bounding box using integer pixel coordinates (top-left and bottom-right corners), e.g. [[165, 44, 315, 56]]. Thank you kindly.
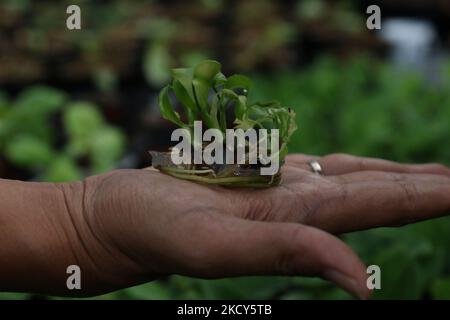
[[0, 179, 79, 295], [56, 175, 147, 296], [0, 176, 144, 297]]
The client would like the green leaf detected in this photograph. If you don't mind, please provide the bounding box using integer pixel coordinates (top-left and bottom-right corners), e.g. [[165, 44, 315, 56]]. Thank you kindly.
[[64, 102, 104, 136], [432, 277, 450, 299], [172, 79, 196, 123], [221, 88, 248, 121], [121, 282, 171, 299], [225, 74, 251, 90], [42, 155, 83, 182], [172, 67, 193, 81], [4, 135, 54, 169], [213, 72, 227, 87], [221, 88, 239, 99], [64, 102, 105, 156], [158, 85, 185, 127], [14, 86, 66, 115], [209, 95, 219, 123], [2, 87, 66, 144], [90, 127, 125, 173], [193, 60, 221, 82], [157, 60, 296, 139], [143, 42, 171, 86], [192, 79, 217, 128], [235, 95, 247, 120], [172, 68, 195, 99], [192, 79, 209, 112], [234, 118, 257, 130]]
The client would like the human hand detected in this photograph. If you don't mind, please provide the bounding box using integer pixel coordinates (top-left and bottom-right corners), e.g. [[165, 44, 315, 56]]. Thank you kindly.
[[72, 154, 449, 299], [282, 153, 450, 233]]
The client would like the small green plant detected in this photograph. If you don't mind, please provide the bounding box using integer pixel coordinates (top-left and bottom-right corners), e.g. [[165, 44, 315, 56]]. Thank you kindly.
[[152, 60, 297, 188]]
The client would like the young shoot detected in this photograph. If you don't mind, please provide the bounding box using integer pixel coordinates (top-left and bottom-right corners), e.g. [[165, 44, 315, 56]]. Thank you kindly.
[[151, 60, 297, 188]]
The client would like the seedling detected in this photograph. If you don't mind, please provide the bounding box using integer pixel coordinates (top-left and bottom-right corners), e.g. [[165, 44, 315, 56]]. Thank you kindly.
[[150, 60, 297, 187]]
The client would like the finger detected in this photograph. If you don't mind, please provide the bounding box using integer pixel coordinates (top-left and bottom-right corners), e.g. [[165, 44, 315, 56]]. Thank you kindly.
[[294, 153, 450, 176], [307, 172, 450, 233], [285, 154, 320, 171], [169, 213, 370, 299], [323, 154, 450, 176]]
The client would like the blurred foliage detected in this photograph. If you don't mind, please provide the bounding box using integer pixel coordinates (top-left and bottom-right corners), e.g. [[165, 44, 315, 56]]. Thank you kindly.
[[0, 86, 126, 181], [0, 0, 382, 88], [250, 55, 450, 163]]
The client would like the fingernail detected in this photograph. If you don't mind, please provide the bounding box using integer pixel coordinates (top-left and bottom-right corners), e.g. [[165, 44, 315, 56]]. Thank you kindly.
[[323, 270, 369, 300]]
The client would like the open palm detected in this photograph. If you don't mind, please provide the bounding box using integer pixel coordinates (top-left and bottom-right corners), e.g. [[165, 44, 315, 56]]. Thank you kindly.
[[83, 153, 450, 298]]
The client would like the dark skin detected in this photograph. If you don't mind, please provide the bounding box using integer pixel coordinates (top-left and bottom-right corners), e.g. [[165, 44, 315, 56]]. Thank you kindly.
[[0, 153, 449, 299]]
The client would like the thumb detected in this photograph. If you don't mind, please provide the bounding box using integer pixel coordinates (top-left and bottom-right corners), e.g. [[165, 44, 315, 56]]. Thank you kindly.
[[172, 214, 371, 299]]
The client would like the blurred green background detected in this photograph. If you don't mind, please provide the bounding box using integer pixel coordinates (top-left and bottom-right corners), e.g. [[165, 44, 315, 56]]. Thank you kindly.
[[1, 0, 450, 299]]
